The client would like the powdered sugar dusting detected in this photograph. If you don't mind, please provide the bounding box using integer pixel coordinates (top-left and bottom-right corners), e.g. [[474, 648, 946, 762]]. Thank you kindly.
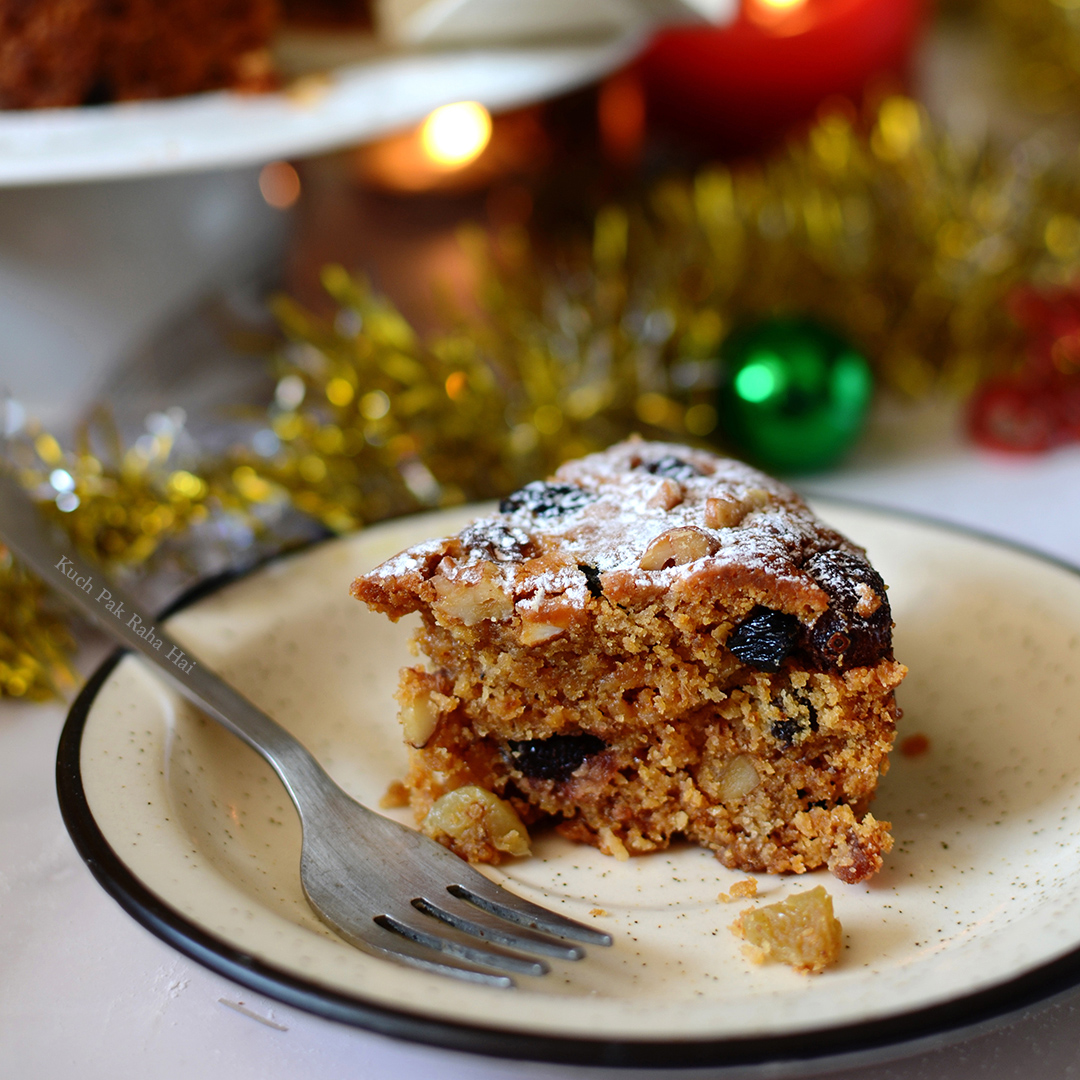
[[366, 538, 445, 581], [356, 439, 860, 618]]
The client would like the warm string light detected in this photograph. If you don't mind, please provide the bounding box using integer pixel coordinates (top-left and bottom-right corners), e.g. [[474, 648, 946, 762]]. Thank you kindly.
[[598, 71, 646, 167], [352, 101, 496, 192], [743, 0, 817, 34], [419, 102, 492, 169]]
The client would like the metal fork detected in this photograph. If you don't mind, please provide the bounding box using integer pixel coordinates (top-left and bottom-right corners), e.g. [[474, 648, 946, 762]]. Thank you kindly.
[[0, 472, 611, 987]]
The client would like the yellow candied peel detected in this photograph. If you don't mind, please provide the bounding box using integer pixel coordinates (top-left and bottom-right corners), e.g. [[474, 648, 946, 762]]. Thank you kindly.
[[730, 885, 842, 975]]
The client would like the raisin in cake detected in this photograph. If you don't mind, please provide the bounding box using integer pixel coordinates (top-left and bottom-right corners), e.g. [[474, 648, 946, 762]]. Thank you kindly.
[[353, 439, 905, 884]]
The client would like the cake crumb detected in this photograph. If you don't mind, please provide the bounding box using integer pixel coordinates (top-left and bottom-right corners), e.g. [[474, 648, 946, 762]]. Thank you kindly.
[[730, 885, 842, 974], [718, 878, 758, 902], [589, 908, 610, 917], [379, 780, 410, 809], [899, 733, 930, 758]]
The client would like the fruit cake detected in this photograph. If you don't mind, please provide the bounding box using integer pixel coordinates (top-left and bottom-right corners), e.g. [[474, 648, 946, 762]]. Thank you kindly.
[[0, 0, 278, 108], [353, 438, 905, 884]]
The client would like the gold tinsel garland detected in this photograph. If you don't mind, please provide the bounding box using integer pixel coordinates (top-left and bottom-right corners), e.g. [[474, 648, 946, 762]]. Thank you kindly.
[[0, 546, 75, 701], [6, 90, 1080, 699], [987, 0, 1080, 114]]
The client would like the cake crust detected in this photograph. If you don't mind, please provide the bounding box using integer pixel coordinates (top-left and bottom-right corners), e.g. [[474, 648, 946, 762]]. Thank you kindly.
[[353, 438, 904, 883]]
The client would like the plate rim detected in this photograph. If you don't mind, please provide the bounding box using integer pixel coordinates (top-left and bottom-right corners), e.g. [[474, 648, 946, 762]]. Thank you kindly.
[[55, 501, 1080, 1070], [0, 34, 643, 188]]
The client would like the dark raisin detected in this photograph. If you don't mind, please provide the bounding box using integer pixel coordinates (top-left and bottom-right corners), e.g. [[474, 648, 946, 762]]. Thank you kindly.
[[506, 734, 606, 782], [803, 549, 893, 669], [499, 481, 597, 519], [577, 563, 603, 599], [727, 606, 800, 672], [458, 521, 536, 562], [771, 688, 819, 746], [772, 702, 816, 741], [643, 455, 703, 481], [771, 719, 801, 744]]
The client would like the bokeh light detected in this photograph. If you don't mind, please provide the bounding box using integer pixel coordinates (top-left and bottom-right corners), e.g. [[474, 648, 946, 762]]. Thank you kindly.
[[259, 161, 301, 209], [420, 102, 492, 169]]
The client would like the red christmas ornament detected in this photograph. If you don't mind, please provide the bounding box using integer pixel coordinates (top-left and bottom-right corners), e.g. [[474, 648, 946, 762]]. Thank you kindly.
[[968, 285, 1080, 453], [639, 0, 928, 155]]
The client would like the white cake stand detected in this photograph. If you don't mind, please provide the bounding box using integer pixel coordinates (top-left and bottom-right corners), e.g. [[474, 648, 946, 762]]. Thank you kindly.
[[0, 32, 644, 425], [0, 34, 644, 187]]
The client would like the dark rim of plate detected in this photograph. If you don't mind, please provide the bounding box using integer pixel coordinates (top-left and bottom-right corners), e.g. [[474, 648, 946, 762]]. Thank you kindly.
[[55, 501, 1080, 1071]]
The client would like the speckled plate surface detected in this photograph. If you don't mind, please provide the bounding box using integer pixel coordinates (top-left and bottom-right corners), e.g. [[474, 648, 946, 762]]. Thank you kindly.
[[57, 502, 1080, 1070]]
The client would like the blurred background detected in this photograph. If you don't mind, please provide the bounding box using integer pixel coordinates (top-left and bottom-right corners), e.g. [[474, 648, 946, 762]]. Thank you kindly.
[[6, 0, 1080, 691], [7, 0, 1080, 743], [6, 3, 1080, 1078]]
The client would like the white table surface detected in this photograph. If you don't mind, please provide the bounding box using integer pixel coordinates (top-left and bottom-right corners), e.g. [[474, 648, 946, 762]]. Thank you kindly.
[[4, 400, 1080, 1080]]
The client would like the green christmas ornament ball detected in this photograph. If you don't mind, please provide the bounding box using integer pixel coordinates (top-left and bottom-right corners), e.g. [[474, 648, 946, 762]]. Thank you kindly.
[[716, 315, 873, 473]]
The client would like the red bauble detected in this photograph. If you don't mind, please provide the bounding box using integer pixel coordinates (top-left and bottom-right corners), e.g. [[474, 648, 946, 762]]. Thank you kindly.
[[968, 284, 1080, 454], [968, 380, 1060, 455], [639, 0, 929, 155]]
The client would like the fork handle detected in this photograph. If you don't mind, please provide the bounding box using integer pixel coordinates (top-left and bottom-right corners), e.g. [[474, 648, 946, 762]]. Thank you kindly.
[[0, 472, 336, 807]]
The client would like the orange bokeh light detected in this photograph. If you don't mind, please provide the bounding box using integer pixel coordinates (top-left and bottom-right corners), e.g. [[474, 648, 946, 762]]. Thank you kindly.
[[258, 161, 301, 209]]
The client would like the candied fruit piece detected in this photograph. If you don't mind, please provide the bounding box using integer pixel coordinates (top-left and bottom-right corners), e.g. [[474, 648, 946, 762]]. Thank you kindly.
[[828, 824, 886, 883], [643, 455, 703, 480], [730, 885, 842, 974], [804, 549, 892, 669], [499, 481, 597, 519], [507, 733, 607, 781], [458, 521, 536, 562], [727, 606, 800, 672]]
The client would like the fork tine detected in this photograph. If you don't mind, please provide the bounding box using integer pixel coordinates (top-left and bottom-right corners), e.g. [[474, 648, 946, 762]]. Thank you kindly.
[[448, 879, 614, 948], [305, 889, 520, 987], [359, 929, 516, 988], [375, 913, 551, 977], [412, 895, 585, 961]]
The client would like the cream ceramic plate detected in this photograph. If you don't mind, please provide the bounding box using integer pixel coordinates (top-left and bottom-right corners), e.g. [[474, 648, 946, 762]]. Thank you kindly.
[[58, 502, 1080, 1071]]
